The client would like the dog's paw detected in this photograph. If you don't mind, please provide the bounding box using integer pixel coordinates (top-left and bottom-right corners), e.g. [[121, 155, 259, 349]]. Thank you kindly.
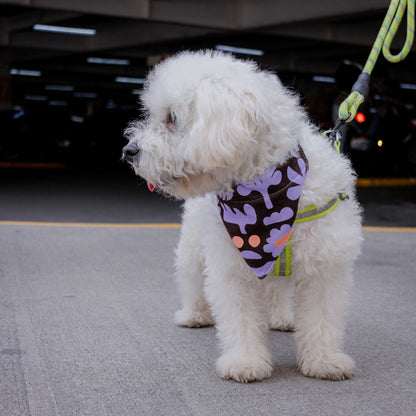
[[216, 353, 273, 383], [174, 308, 214, 328], [299, 352, 355, 380]]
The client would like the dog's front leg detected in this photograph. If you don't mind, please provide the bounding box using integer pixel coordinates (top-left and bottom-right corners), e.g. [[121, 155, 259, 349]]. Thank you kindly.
[[204, 264, 273, 383], [201, 207, 273, 382], [293, 263, 355, 380]]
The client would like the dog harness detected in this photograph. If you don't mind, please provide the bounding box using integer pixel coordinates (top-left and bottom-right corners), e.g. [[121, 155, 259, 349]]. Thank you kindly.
[[273, 192, 348, 277], [217, 146, 347, 279]]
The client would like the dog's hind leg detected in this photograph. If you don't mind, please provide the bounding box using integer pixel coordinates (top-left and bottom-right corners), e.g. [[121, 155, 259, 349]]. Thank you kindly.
[[264, 276, 295, 331], [174, 198, 214, 328]]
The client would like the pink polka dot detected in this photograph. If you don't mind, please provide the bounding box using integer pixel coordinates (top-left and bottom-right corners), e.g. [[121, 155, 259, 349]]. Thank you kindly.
[[248, 235, 261, 248], [232, 236, 244, 248]]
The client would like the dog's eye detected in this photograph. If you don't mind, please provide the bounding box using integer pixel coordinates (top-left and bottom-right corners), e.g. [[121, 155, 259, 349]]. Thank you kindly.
[[166, 111, 176, 127]]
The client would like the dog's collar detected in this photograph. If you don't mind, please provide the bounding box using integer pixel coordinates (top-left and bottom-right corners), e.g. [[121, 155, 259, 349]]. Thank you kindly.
[[217, 146, 309, 279]]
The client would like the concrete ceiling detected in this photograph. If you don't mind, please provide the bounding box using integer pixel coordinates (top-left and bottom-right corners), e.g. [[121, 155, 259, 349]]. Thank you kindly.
[[1, 0, 415, 109]]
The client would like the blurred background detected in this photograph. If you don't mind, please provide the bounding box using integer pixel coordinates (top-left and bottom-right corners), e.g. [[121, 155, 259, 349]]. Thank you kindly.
[[0, 0, 415, 183]]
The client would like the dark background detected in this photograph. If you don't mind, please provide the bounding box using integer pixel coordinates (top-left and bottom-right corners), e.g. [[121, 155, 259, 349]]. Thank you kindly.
[[1, 0, 416, 176]]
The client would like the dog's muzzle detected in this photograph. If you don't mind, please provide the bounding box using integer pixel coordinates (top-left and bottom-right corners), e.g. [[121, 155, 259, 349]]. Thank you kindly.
[[122, 142, 140, 163]]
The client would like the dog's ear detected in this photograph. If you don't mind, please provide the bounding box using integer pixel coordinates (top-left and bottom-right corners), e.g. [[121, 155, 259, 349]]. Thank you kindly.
[[184, 78, 269, 171]]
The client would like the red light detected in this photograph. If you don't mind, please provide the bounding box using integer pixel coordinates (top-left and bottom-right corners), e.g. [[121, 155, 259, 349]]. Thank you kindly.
[[355, 112, 366, 123]]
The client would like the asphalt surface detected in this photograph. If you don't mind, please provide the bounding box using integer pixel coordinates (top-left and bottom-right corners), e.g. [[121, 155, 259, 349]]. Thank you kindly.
[[1, 167, 416, 416]]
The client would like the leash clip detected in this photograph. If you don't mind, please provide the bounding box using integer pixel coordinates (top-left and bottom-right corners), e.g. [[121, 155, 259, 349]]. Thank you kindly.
[[323, 128, 342, 154]]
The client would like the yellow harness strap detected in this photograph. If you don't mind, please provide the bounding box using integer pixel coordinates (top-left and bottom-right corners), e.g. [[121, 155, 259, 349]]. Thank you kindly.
[[274, 192, 348, 276]]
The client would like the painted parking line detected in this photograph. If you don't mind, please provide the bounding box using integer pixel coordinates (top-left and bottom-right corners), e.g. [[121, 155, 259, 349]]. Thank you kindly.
[[362, 226, 416, 233], [0, 221, 415, 232], [356, 177, 416, 187]]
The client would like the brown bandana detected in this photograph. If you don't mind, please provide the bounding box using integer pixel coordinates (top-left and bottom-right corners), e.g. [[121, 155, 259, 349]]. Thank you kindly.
[[217, 146, 309, 279]]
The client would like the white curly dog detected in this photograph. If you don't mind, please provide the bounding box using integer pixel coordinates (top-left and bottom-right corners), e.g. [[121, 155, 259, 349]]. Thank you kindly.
[[123, 50, 362, 383]]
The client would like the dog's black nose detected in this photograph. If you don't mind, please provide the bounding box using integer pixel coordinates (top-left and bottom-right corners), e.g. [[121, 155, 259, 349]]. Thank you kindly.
[[122, 142, 140, 163]]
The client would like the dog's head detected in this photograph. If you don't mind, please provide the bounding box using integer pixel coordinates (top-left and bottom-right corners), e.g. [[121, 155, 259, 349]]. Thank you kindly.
[[123, 50, 306, 199]]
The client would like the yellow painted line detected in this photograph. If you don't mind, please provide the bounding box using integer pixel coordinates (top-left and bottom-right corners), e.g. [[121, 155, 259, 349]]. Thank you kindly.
[[357, 177, 416, 187], [363, 226, 416, 233], [0, 221, 181, 229]]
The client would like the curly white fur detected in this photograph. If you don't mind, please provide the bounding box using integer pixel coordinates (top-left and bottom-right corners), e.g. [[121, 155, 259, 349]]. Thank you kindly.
[[124, 50, 362, 383]]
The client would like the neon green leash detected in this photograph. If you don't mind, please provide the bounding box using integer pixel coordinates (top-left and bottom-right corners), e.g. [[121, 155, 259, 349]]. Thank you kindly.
[[275, 0, 415, 277], [336, 0, 415, 125]]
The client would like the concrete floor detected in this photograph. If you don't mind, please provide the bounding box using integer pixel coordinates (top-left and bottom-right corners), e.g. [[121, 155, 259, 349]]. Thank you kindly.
[[1, 168, 415, 416]]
